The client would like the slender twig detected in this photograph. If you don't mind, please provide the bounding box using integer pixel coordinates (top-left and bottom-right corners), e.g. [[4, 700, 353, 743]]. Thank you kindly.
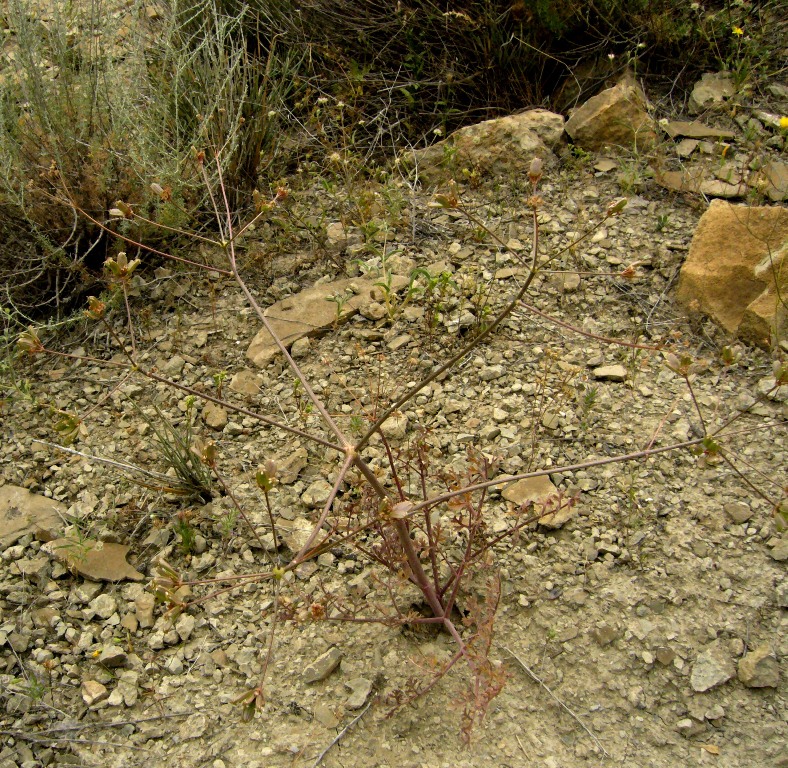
[[517, 300, 662, 351], [142, 369, 343, 451], [717, 448, 779, 507], [355, 202, 540, 451], [213, 468, 271, 555], [716, 444, 784, 492], [0, 711, 195, 736], [292, 452, 355, 565], [35, 441, 186, 485], [127, 211, 221, 247], [682, 373, 707, 435], [396, 419, 782, 522], [38, 342, 344, 451], [255, 578, 280, 709], [312, 699, 373, 768], [400, 436, 709, 519], [0, 731, 150, 752], [503, 646, 609, 758]]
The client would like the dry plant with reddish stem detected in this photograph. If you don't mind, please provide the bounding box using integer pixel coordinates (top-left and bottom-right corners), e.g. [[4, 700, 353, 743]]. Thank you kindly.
[[16, 152, 787, 742]]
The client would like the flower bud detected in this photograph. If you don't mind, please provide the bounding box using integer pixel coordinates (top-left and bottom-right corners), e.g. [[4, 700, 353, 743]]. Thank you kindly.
[[112, 200, 133, 218], [528, 157, 543, 183], [85, 296, 106, 320]]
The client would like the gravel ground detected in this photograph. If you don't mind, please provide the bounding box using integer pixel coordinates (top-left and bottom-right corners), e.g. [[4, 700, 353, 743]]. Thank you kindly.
[[1, 146, 786, 768]]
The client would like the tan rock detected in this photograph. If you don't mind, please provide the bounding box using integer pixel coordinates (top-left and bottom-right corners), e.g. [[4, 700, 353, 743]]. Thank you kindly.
[[135, 593, 156, 628], [653, 166, 705, 194], [0, 485, 64, 546], [502, 475, 576, 529], [752, 161, 788, 202], [303, 646, 343, 683], [380, 411, 408, 440], [738, 644, 779, 688], [313, 702, 340, 728], [655, 160, 752, 200], [202, 401, 228, 431], [278, 446, 308, 484], [662, 120, 735, 140], [404, 109, 564, 183], [676, 200, 788, 347], [228, 369, 262, 395], [81, 680, 109, 706], [690, 640, 735, 692], [592, 364, 627, 382], [699, 179, 748, 199], [279, 516, 316, 553], [43, 538, 144, 582], [688, 71, 735, 113], [246, 275, 408, 367], [564, 75, 656, 152]]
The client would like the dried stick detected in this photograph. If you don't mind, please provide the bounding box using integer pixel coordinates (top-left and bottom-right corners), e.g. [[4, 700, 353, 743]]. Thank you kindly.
[[311, 699, 373, 768], [503, 646, 609, 758]]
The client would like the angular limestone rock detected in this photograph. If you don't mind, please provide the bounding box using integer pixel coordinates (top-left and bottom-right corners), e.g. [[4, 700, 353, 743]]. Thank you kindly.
[[202, 401, 228, 431], [345, 677, 373, 709], [662, 120, 735, 140], [303, 646, 343, 683], [564, 75, 656, 152], [738, 644, 779, 688], [676, 199, 788, 347], [502, 475, 575, 529], [229, 369, 262, 395], [279, 446, 308, 484], [753, 161, 788, 202], [301, 479, 333, 509], [653, 166, 706, 195], [404, 109, 564, 183], [689, 71, 735, 113], [0, 485, 64, 546], [81, 680, 109, 706], [690, 641, 735, 692], [592, 364, 627, 382], [380, 411, 408, 440], [279, 516, 315, 554], [43, 538, 144, 582], [247, 276, 408, 367]]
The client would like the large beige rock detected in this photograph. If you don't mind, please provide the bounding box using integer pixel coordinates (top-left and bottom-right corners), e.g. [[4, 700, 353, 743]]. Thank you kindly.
[[564, 75, 656, 152], [404, 109, 564, 183], [676, 200, 788, 346]]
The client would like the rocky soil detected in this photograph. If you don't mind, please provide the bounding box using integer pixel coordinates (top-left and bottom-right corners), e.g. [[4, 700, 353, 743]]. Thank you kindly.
[[2, 88, 787, 768]]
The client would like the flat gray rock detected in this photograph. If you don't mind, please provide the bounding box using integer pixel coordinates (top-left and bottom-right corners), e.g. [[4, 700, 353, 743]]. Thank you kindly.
[[690, 641, 735, 692]]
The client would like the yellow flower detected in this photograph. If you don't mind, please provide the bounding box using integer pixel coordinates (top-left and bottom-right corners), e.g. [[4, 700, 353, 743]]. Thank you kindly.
[[732, 26, 744, 36], [780, 116, 788, 130]]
